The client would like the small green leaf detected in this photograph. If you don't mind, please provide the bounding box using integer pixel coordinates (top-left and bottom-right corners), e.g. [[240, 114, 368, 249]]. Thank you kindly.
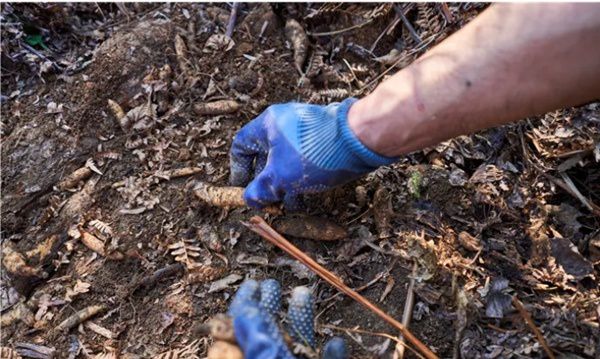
[[25, 34, 48, 50]]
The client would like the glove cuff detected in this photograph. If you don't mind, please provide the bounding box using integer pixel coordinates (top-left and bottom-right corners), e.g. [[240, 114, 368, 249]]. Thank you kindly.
[[336, 98, 398, 168]]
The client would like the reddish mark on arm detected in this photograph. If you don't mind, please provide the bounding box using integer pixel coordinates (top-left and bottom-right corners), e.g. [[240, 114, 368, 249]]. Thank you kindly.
[[416, 102, 426, 112]]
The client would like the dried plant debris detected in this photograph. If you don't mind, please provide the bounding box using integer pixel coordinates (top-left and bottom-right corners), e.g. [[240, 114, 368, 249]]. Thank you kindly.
[[458, 231, 482, 252], [0, 347, 22, 359], [14, 343, 55, 359], [174, 34, 193, 77], [192, 181, 281, 214], [273, 216, 347, 241], [203, 34, 235, 53], [58, 166, 93, 191], [207, 341, 243, 359], [1, 4, 598, 358], [285, 19, 308, 74], [407, 233, 438, 282], [168, 238, 207, 270], [372, 186, 393, 239], [1, 241, 45, 278], [193, 100, 240, 116], [155, 340, 202, 359], [55, 305, 107, 332]]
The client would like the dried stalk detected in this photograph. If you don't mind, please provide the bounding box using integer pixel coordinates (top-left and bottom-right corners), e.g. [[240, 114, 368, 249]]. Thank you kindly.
[[193, 182, 281, 215], [243, 216, 438, 359], [512, 297, 555, 359], [394, 262, 417, 359], [55, 305, 107, 332]]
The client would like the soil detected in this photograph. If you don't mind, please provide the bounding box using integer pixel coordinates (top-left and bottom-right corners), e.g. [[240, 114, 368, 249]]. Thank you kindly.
[[2, 3, 599, 359]]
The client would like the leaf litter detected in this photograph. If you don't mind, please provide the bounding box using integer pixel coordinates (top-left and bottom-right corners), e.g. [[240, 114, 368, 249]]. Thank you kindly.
[[1, 3, 598, 358]]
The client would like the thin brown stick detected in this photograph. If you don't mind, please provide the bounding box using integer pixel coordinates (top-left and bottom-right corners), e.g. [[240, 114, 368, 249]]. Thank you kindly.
[[394, 261, 417, 359], [244, 216, 438, 359], [307, 18, 375, 37], [512, 297, 555, 359]]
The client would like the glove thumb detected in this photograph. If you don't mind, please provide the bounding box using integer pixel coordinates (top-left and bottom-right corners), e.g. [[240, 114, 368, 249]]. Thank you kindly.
[[244, 166, 282, 209]]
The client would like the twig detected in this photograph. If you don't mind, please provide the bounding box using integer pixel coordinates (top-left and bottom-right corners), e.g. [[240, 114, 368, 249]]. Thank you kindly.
[[394, 262, 417, 359], [512, 297, 555, 359], [225, 2, 240, 38], [395, 5, 422, 44], [55, 305, 107, 332], [439, 3, 453, 24], [559, 172, 600, 215], [243, 216, 439, 359], [370, 16, 401, 52], [133, 263, 184, 293], [307, 18, 375, 37]]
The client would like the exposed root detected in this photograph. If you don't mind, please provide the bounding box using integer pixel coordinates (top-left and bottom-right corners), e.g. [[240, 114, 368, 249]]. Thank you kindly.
[[57, 166, 93, 191], [207, 341, 243, 359], [174, 34, 193, 77], [285, 19, 308, 74], [193, 100, 240, 116], [80, 230, 124, 260], [273, 216, 347, 241], [193, 181, 282, 214], [54, 305, 107, 332], [1, 242, 44, 278]]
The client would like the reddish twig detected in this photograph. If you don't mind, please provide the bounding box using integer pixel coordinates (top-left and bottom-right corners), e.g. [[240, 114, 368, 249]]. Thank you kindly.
[[512, 296, 555, 359], [243, 216, 439, 359]]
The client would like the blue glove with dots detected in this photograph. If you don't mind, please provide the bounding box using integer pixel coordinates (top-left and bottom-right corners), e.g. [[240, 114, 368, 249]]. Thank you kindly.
[[228, 279, 348, 359], [230, 98, 397, 210]]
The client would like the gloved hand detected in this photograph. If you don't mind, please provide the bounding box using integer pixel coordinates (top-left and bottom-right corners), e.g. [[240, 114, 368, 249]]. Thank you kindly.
[[230, 98, 397, 209], [228, 279, 347, 359]]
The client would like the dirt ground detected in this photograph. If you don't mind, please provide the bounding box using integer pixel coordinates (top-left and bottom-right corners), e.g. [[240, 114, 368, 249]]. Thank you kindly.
[[1, 3, 599, 358]]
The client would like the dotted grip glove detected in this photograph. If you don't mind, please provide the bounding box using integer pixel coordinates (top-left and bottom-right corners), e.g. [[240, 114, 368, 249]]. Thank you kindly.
[[230, 98, 397, 209], [228, 279, 347, 359]]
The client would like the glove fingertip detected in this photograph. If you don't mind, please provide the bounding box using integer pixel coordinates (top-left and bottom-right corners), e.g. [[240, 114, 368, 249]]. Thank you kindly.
[[322, 337, 348, 359], [243, 172, 281, 209], [228, 280, 260, 317], [288, 286, 315, 348], [259, 279, 282, 317]]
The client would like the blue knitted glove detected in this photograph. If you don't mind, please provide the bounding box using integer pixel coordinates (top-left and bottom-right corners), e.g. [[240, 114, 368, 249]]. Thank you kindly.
[[230, 98, 397, 209], [228, 279, 347, 359]]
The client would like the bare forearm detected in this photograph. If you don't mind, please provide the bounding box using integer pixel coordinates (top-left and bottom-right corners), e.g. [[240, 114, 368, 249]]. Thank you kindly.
[[349, 3, 600, 157]]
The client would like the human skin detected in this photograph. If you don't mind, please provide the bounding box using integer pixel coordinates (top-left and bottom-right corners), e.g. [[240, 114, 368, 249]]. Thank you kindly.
[[348, 3, 600, 157]]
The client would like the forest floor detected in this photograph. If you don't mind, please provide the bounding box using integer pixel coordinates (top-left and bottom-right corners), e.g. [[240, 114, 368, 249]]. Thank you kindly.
[[1, 3, 599, 358]]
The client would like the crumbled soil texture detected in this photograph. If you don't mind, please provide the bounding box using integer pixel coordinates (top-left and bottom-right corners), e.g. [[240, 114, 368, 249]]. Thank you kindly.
[[2, 3, 599, 358]]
